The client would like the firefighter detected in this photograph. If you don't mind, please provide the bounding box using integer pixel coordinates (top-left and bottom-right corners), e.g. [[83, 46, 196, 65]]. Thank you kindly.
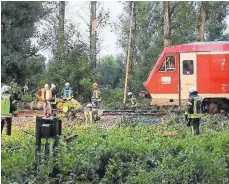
[[50, 83, 58, 113], [91, 82, 101, 109], [127, 92, 137, 107], [62, 82, 73, 100], [1, 85, 17, 135], [185, 87, 202, 135], [39, 84, 52, 117], [84, 103, 93, 126]]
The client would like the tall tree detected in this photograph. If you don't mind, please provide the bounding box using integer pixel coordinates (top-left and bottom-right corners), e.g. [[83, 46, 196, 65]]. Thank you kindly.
[[56, 1, 65, 62], [123, 1, 135, 104], [1, 1, 47, 84], [90, 1, 97, 70], [205, 2, 229, 41], [197, 1, 206, 41], [163, 1, 170, 47]]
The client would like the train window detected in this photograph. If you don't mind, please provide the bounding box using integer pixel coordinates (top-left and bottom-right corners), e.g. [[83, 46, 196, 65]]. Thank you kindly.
[[159, 56, 175, 72], [183, 60, 194, 75]]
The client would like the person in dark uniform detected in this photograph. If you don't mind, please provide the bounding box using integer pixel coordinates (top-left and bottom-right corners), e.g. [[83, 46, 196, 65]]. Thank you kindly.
[[185, 87, 203, 135]]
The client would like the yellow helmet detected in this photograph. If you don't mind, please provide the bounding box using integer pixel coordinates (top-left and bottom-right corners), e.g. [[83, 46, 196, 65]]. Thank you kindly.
[[93, 82, 98, 89]]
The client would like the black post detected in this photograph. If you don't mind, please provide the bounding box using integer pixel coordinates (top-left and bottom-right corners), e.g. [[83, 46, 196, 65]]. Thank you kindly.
[[35, 117, 62, 174], [44, 138, 50, 165], [35, 116, 42, 171], [6, 118, 12, 136], [1, 119, 5, 134], [52, 118, 62, 175]]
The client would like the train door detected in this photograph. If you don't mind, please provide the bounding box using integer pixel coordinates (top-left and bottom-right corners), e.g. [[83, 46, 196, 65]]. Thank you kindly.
[[179, 52, 197, 100]]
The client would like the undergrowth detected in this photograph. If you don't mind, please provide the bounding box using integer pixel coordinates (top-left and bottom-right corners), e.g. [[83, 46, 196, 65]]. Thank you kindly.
[[1, 113, 229, 183]]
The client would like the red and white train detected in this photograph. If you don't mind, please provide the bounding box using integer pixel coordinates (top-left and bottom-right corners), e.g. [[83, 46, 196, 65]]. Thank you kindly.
[[144, 41, 229, 112]]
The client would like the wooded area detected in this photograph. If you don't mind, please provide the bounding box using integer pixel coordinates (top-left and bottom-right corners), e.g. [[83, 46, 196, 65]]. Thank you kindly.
[[1, 1, 229, 100], [1, 2, 229, 183]]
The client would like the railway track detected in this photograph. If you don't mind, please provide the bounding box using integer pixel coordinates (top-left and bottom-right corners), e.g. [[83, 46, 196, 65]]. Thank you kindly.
[[99, 109, 167, 116], [15, 109, 168, 117], [11, 109, 168, 128]]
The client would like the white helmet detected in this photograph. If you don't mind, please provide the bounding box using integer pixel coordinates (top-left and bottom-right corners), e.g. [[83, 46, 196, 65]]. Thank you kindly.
[[51, 83, 56, 89], [1, 85, 11, 94], [44, 84, 49, 89], [189, 87, 197, 94], [65, 82, 70, 86], [86, 103, 93, 108], [127, 92, 133, 96]]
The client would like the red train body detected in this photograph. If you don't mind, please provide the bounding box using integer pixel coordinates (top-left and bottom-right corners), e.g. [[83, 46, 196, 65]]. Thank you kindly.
[[144, 41, 229, 112]]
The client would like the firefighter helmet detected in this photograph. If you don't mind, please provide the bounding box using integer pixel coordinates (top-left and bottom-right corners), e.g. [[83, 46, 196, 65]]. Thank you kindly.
[[127, 92, 133, 96], [86, 103, 93, 108], [1, 85, 11, 94], [44, 84, 49, 89], [189, 87, 197, 94], [93, 82, 98, 89], [51, 83, 56, 89]]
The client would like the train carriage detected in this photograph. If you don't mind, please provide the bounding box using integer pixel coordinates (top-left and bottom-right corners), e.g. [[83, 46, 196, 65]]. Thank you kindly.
[[144, 41, 229, 112]]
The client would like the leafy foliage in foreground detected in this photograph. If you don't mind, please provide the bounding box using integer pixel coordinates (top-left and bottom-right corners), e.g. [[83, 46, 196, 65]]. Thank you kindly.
[[1, 114, 229, 183]]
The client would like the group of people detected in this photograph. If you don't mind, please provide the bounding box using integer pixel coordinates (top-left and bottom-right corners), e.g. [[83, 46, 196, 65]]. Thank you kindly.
[[36, 82, 73, 117], [1, 78, 203, 135], [37, 81, 103, 118]]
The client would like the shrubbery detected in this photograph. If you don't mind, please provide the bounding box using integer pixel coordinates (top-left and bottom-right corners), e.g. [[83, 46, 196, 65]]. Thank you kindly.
[[2, 113, 229, 183], [100, 87, 124, 109], [20, 94, 34, 102], [99, 87, 152, 110]]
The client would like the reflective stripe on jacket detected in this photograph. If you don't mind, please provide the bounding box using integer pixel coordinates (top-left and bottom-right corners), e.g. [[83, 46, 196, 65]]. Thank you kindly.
[[130, 97, 137, 107], [92, 90, 101, 102], [84, 109, 93, 125], [185, 95, 202, 119], [41, 88, 52, 101]]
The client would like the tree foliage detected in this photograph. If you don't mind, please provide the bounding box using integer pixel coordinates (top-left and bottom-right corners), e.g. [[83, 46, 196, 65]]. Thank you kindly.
[[1, 1, 47, 84], [98, 56, 124, 88], [46, 43, 94, 101]]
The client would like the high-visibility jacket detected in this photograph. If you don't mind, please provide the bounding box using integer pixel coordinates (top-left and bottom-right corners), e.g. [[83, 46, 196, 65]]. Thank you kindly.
[[92, 90, 101, 102], [84, 109, 93, 126], [41, 88, 52, 101], [130, 97, 137, 107], [63, 87, 73, 99], [1, 95, 12, 117], [185, 95, 202, 119]]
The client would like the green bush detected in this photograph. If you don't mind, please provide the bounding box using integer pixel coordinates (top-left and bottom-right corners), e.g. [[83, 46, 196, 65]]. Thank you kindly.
[[20, 94, 34, 102], [99, 87, 152, 110], [100, 87, 124, 109], [2, 115, 229, 183]]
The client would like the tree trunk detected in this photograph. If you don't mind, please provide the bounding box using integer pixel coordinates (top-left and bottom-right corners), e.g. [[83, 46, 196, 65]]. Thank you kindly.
[[90, 1, 97, 70], [163, 1, 170, 48], [123, 2, 135, 104], [197, 2, 206, 42], [56, 1, 65, 62]]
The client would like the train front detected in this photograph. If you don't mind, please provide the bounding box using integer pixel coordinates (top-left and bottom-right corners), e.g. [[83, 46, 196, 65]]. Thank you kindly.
[[143, 54, 163, 104]]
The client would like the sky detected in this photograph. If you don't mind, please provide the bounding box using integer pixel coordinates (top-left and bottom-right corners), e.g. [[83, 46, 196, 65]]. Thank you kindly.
[[38, 1, 124, 60], [38, 1, 229, 61], [65, 1, 124, 57]]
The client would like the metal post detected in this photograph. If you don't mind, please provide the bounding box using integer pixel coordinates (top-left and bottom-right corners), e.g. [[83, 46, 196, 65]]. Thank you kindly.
[[35, 117, 42, 171], [6, 118, 12, 136]]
